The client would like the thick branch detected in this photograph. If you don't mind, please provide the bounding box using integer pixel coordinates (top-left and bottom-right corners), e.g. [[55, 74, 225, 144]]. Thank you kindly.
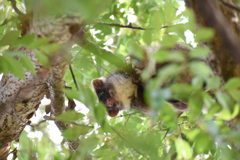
[[0, 48, 49, 159]]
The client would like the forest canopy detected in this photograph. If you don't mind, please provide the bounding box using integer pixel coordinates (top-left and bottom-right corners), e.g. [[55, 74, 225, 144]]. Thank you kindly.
[[1, 0, 240, 160]]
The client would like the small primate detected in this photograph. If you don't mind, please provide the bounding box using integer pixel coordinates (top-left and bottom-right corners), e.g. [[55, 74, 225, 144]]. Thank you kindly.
[[92, 70, 189, 117]]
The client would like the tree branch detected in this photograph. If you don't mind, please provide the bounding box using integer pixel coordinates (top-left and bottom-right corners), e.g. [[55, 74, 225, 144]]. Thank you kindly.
[[96, 21, 152, 30], [96, 21, 175, 30], [186, 0, 240, 81], [69, 65, 79, 90], [8, 0, 24, 15], [219, 0, 240, 13]]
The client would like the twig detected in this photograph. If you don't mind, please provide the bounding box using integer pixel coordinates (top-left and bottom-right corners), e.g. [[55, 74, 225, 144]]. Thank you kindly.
[[219, 0, 240, 13], [5, 148, 17, 159], [97, 21, 176, 30], [69, 65, 79, 90], [121, 114, 131, 132], [161, 128, 170, 141], [111, 127, 148, 159], [8, 0, 24, 15], [96, 21, 152, 30]]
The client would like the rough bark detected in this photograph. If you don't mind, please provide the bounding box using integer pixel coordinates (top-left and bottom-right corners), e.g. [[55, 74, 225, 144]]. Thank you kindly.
[[185, 0, 240, 81], [185, 0, 240, 126], [0, 47, 49, 159], [0, 4, 83, 159]]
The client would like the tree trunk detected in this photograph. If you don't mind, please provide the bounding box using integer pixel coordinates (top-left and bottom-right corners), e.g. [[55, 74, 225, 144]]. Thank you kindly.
[[0, 5, 82, 159], [185, 0, 240, 81]]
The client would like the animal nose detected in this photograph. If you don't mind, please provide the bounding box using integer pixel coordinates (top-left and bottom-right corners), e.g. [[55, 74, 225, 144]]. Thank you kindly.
[[107, 99, 114, 106]]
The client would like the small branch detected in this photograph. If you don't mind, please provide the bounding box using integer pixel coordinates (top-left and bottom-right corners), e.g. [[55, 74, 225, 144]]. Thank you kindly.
[[97, 21, 177, 30], [5, 147, 17, 159], [161, 128, 170, 141], [219, 0, 240, 13], [96, 21, 152, 30], [69, 65, 79, 90], [121, 114, 131, 132], [8, 0, 24, 15]]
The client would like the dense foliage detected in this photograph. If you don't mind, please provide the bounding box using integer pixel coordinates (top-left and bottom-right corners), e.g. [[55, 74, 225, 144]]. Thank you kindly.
[[1, 0, 240, 159]]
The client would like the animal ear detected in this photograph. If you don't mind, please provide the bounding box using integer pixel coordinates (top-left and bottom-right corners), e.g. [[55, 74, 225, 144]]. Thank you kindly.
[[92, 78, 106, 91], [108, 109, 119, 117]]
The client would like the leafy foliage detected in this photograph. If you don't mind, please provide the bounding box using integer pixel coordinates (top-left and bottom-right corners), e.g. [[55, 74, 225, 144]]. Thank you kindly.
[[1, 0, 240, 160]]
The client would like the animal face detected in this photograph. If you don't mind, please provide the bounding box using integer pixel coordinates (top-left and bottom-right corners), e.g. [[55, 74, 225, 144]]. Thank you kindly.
[[92, 71, 138, 117]]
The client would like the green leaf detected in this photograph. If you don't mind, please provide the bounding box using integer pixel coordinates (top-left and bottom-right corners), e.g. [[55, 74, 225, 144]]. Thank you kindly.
[[0, 30, 20, 46], [218, 104, 239, 120], [78, 133, 99, 159], [216, 91, 234, 110], [62, 88, 80, 101], [219, 146, 234, 160], [143, 30, 152, 46], [152, 50, 185, 63], [39, 43, 61, 54], [149, 9, 164, 28], [164, 1, 176, 24], [224, 78, 240, 90], [160, 102, 177, 129], [170, 83, 195, 99], [20, 54, 36, 75], [127, 40, 144, 60], [35, 52, 50, 68], [195, 27, 215, 41], [175, 139, 192, 160], [161, 34, 178, 47], [190, 47, 209, 58], [228, 89, 240, 101], [0, 56, 9, 74], [2, 54, 25, 79], [94, 103, 107, 125], [206, 76, 221, 90], [11, 34, 36, 48], [62, 125, 92, 140], [56, 110, 85, 122], [194, 132, 213, 154], [190, 61, 212, 79], [29, 37, 49, 48], [188, 94, 203, 121]]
